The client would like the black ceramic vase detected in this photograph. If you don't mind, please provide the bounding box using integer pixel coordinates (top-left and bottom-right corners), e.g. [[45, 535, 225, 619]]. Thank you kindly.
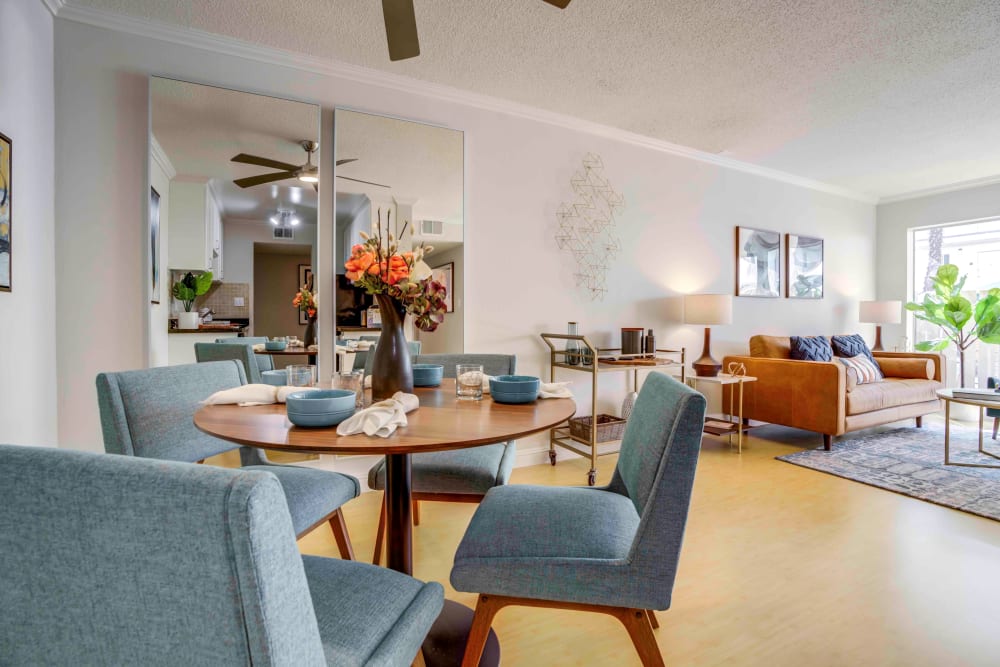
[[371, 293, 413, 400], [304, 316, 317, 348]]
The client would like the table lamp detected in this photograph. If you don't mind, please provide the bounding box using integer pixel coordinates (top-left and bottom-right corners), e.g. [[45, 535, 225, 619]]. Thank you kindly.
[[859, 300, 901, 351], [684, 294, 733, 377]]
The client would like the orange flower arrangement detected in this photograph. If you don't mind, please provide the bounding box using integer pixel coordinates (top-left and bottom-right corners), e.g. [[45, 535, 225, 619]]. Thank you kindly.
[[344, 209, 447, 331], [293, 286, 317, 319]]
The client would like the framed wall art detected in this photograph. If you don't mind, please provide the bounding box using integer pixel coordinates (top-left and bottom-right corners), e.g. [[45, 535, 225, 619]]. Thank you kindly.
[[735, 226, 781, 298], [149, 187, 161, 303], [0, 131, 11, 292], [432, 262, 455, 313], [786, 234, 824, 299], [298, 263, 313, 324]]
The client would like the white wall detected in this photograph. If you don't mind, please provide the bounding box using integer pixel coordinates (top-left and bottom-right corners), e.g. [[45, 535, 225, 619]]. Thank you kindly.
[[876, 182, 1000, 381], [0, 0, 56, 447], [148, 138, 172, 367], [52, 18, 876, 453]]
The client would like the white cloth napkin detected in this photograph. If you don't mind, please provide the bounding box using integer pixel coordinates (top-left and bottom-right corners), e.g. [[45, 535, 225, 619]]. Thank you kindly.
[[203, 384, 306, 406], [252, 343, 266, 353], [336, 391, 419, 438], [538, 381, 574, 399]]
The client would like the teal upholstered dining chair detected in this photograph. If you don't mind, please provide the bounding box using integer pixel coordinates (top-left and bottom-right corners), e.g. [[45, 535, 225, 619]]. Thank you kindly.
[[195, 341, 264, 383], [369, 353, 517, 564], [0, 444, 442, 666], [215, 335, 275, 372], [96, 361, 360, 558], [450, 372, 707, 667]]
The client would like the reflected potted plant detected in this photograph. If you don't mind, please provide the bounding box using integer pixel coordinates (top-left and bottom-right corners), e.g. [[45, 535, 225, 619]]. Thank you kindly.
[[172, 271, 213, 330], [344, 209, 447, 399], [905, 263, 1000, 387]]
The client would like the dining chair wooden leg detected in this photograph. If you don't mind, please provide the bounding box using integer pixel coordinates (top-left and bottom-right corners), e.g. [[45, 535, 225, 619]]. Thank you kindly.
[[328, 509, 355, 560], [645, 609, 659, 629], [993, 417, 999, 440], [617, 607, 665, 667], [373, 496, 387, 565], [413, 499, 421, 526], [461, 594, 504, 667]]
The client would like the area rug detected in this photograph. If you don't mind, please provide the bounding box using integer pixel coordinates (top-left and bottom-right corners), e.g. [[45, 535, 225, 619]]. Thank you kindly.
[[777, 424, 1000, 522]]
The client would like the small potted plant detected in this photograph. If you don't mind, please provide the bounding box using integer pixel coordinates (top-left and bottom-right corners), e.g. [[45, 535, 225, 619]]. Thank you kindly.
[[172, 271, 213, 329]]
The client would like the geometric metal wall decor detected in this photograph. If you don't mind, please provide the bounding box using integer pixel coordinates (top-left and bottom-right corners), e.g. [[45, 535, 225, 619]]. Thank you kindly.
[[555, 153, 625, 301]]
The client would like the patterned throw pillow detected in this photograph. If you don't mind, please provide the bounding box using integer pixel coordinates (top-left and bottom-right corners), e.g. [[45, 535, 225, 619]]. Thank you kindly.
[[838, 354, 883, 384], [831, 334, 876, 363], [789, 336, 833, 361]]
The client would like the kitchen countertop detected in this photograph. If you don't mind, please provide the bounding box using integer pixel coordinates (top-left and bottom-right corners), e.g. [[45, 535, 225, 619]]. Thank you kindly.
[[169, 325, 247, 334]]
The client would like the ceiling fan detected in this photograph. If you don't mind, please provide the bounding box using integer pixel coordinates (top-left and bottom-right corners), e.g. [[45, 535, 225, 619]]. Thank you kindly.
[[231, 140, 390, 189], [382, 0, 572, 61]]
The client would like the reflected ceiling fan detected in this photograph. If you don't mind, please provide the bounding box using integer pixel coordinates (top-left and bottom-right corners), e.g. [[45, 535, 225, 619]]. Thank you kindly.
[[231, 140, 390, 189], [382, 0, 572, 61]]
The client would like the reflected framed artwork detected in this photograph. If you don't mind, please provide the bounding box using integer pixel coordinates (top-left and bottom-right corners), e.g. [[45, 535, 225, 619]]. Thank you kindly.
[[149, 187, 161, 304], [0, 131, 11, 292], [432, 262, 454, 313], [736, 227, 781, 298], [786, 234, 823, 299]]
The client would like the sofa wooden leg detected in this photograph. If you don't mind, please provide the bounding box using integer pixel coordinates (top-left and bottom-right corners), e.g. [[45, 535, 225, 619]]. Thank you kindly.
[[915, 416, 923, 428], [823, 434, 832, 451]]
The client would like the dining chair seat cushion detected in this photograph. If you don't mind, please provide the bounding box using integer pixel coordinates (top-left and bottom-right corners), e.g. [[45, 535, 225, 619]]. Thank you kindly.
[[216, 336, 274, 372], [243, 464, 361, 536], [303, 556, 443, 665], [450, 484, 641, 606], [367, 443, 516, 495]]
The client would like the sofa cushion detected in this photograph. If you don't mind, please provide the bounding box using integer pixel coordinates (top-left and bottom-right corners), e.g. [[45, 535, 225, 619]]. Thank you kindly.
[[790, 336, 833, 361], [877, 357, 933, 380], [846, 378, 943, 415], [749, 335, 791, 359], [837, 354, 882, 385]]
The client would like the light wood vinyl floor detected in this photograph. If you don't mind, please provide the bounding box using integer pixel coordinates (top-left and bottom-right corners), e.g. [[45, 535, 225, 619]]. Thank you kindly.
[[243, 421, 1000, 666]]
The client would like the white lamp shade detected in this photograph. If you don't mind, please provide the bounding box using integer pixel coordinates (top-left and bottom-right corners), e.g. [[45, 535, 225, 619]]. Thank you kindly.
[[684, 294, 733, 325], [859, 300, 902, 324]]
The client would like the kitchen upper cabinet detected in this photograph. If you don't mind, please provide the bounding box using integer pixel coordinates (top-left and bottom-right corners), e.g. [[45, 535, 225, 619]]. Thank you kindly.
[[168, 180, 223, 279]]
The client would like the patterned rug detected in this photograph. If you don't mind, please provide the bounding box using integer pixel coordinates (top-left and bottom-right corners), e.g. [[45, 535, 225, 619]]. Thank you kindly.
[[777, 424, 1000, 522]]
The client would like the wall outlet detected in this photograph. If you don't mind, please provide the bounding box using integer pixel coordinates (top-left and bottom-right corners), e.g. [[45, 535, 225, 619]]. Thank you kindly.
[[234, 297, 245, 307]]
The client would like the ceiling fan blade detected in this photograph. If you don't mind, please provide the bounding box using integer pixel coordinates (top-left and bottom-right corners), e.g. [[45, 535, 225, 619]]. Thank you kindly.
[[234, 171, 298, 188], [542, 0, 572, 7], [336, 158, 359, 166], [336, 175, 391, 189], [382, 0, 420, 61], [231, 153, 300, 171]]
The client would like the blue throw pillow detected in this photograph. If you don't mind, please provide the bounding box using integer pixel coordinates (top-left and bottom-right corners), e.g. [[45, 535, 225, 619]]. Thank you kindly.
[[831, 334, 877, 363], [790, 336, 833, 361]]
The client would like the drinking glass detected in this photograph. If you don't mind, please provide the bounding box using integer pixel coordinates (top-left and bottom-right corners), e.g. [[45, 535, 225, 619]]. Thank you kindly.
[[287, 364, 316, 388], [332, 370, 365, 408], [456, 364, 484, 401]]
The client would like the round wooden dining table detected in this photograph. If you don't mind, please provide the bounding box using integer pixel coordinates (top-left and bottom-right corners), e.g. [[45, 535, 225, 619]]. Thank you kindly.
[[195, 378, 575, 666]]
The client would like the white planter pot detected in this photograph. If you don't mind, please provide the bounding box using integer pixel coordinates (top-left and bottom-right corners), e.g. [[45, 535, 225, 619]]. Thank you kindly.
[[178, 311, 200, 330]]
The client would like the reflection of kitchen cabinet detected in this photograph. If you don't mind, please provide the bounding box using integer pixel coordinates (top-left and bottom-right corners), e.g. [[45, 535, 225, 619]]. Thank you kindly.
[[168, 180, 223, 279], [540, 332, 685, 486]]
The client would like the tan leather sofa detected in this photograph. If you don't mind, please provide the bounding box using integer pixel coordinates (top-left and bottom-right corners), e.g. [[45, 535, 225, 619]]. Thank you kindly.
[[722, 335, 944, 450]]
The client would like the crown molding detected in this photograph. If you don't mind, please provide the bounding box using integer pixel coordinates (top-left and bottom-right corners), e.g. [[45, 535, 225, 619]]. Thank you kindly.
[[54, 1, 878, 205], [878, 173, 1000, 205], [39, 0, 65, 16], [149, 134, 176, 180]]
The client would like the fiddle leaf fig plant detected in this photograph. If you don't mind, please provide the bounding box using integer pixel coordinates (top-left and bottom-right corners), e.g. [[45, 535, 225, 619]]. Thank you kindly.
[[905, 263, 1000, 387], [171, 271, 213, 312]]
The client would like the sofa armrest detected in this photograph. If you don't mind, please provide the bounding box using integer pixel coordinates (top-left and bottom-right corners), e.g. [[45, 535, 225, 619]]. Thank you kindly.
[[721, 355, 846, 435], [872, 351, 944, 382], [875, 357, 933, 380]]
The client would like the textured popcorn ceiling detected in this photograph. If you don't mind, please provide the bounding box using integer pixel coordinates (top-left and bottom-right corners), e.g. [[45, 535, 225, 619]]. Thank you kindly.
[[78, 0, 1000, 198]]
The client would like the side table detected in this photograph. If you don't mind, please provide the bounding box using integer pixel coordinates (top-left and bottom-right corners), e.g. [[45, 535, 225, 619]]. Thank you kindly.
[[685, 373, 757, 453]]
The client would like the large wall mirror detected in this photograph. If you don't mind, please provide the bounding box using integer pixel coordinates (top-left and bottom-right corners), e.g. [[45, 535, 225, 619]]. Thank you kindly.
[[148, 77, 322, 369], [333, 109, 464, 353]]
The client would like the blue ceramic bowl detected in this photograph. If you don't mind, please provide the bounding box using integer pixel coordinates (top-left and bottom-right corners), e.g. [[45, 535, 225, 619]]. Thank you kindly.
[[285, 389, 356, 414], [264, 340, 287, 351], [287, 407, 356, 428], [261, 369, 288, 386], [412, 364, 444, 387], [490, 375, 541, 395], [492, 391, 538, 405]]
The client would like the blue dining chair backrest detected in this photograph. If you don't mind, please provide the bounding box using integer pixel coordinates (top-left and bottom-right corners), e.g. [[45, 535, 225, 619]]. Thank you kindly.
[[214, 336, 274, 372], [195, 342, 263, 383]]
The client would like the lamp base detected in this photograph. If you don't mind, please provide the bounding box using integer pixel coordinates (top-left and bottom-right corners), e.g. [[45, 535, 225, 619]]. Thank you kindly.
[[693, 327, 721, 377], [872, 325, 884, 351]]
